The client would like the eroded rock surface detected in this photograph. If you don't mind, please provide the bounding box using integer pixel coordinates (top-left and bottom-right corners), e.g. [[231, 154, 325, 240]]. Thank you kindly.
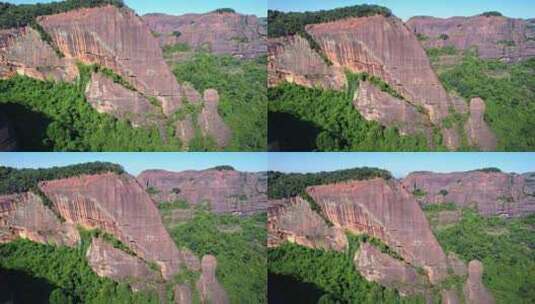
[[143, 12, 266, 59], [465, 97, 497, 151], [268, 196, 347, 251], [0, 112, 18, 152], [402, 170, 535, 216], [85, 72, 162, 127], [307, 178, 449, 284], [38, 172, 191, 280], [407, 15, 535, 62], [174, 284, 192, 304], [464, 260, 495, 304], [0, 192, 79, 246], [196, 255, 229, 304], [37, 5, 185, 116], [137, 169, 268, 214], [197, 89, 231, 148], [354, 242, 428, 296], [86, 237, 160, 291]]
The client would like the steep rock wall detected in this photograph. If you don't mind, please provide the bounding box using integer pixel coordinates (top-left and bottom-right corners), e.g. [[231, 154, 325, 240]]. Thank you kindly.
[[137, 169, 268, 214], [402, 171, 535, 216], [196, 255, 229, 304], [306, 178, 449, 284], [407, 15, 535, 62], [143, 12, 266, 59], [267, 197, 347, 251]]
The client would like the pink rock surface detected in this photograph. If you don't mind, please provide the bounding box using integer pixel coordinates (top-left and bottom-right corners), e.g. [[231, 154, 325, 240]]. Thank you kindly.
[[38, 172, 190, 280], [174, 284, 192, 304], [354, 242, 428, 296], [306, 178, 449, 284], [143, 12, 266, 59], [0, 192, 79, 246], [197, 89, 232, 148], [196, 255, 229, 304], [465, 97, 497, 151], [464, 260, 495, 304], [137, 169, 268, 214], [407, 16, 535, 62], [402, 170, 535, 216], [268, 196, 348, 251]]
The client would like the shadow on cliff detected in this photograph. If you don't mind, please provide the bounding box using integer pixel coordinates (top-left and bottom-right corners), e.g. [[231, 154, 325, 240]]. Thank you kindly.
[[268, 111, 322, 151], [0, 103, 52, 151], [269, 272, 328, 304], [0, 268, 58, 303]]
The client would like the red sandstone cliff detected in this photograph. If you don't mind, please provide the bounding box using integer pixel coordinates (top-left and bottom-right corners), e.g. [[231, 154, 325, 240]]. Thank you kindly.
[[143, 12, 266, 59], [407, 15, 535, 62], [402, 170, 535, 217], [137, 169, 268, 214]]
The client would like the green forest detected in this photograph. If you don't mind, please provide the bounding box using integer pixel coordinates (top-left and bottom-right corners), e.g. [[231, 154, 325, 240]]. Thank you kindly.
[[0, 162, 124, 194], [268, 167, 392, 199]]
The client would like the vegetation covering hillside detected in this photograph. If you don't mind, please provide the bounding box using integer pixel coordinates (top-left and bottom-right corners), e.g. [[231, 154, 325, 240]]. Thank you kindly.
[[268, 167, 392, 199], [0, 0, 124, 29], [429, 49, 535, 150], [0, 162, 124, 194]]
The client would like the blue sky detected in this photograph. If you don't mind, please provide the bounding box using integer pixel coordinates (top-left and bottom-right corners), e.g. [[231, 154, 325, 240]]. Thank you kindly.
[[6, 0, 267, 16], [268, 0, 534, 20], [0, 153, 268, 175], [269, 153, 535, 178]]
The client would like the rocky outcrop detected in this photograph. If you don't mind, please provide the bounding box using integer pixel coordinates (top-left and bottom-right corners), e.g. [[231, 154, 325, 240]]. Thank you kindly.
[[0, 192, 79, 246], [38, 172, 193, 280], [464, 260, 495, 304], [0, 26, 77, 81], [86, 237, 161, 291], [407, 15, 535, 62], [306, 178, 449, 284], [196, 255, 229, 304], [354, 80, 432, 139], [197, 89, 231, 148], [354, 242, 428, 296], [137, 169, 268, 214], [268, 35, 345, 89], [465, 97, 497, 151], [85, 72, 162, 127], [0, 112, 18, 152], [143, 12, 266, 59], [268, 197, 348, 251], [442, 289, 461, 304], [402, 170, 535, 217], [174, 284, 192, 304]]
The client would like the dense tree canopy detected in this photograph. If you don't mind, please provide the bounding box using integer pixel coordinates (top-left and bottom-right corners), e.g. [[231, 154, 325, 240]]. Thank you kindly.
[[0, 0, 124, 29], [0, 162, 124, 195], [268, 167, 392, 199]]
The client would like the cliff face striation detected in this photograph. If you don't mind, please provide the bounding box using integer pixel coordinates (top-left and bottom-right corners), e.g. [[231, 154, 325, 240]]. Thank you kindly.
[[137, 168, 268, 214], [407, 15, 535, 62], [143, 12, 267, 59], [402, 170, 535, 217]]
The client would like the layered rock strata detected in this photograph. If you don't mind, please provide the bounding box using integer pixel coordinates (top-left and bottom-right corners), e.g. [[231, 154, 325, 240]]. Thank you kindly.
[[407, 15, 535, 62], [306, 178, 449, 284], [137, 169, 268, 214], [267, 196, 348, 251], [143, 12, 267, 59], [402, 170, 535, 217]]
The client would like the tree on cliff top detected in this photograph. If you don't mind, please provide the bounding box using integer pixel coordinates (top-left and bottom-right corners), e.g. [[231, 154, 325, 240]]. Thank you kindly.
[[211, 8, 236, 14], [480, 11, 503, 17]]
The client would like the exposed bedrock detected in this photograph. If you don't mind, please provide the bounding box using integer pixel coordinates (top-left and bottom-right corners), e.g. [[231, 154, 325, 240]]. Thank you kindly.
[[402, 170, 535, 217], [267, 35, 346, 89], [84, 72, 162, 127], [196, 255, 229, 304], [174, 284, 192, 304], [86, 237, 161, 291], [464, 260, 495, 304], [465, 97, 497, 151], [197, 89, 232, 148], [354, 80, 433, 141], [38, 172, 194, 280], [354, 242, 429, 296], [143, 12, 267, 59], [306, 178, 449, 284], [267, 196, 348, 251], [0, 26, 78, 81], [407, 15, 535, 62], [0, 192, 79, 246], [37, 5, 185, 116], [0, 112, 18, 152], [137, 169, 268, 214]]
